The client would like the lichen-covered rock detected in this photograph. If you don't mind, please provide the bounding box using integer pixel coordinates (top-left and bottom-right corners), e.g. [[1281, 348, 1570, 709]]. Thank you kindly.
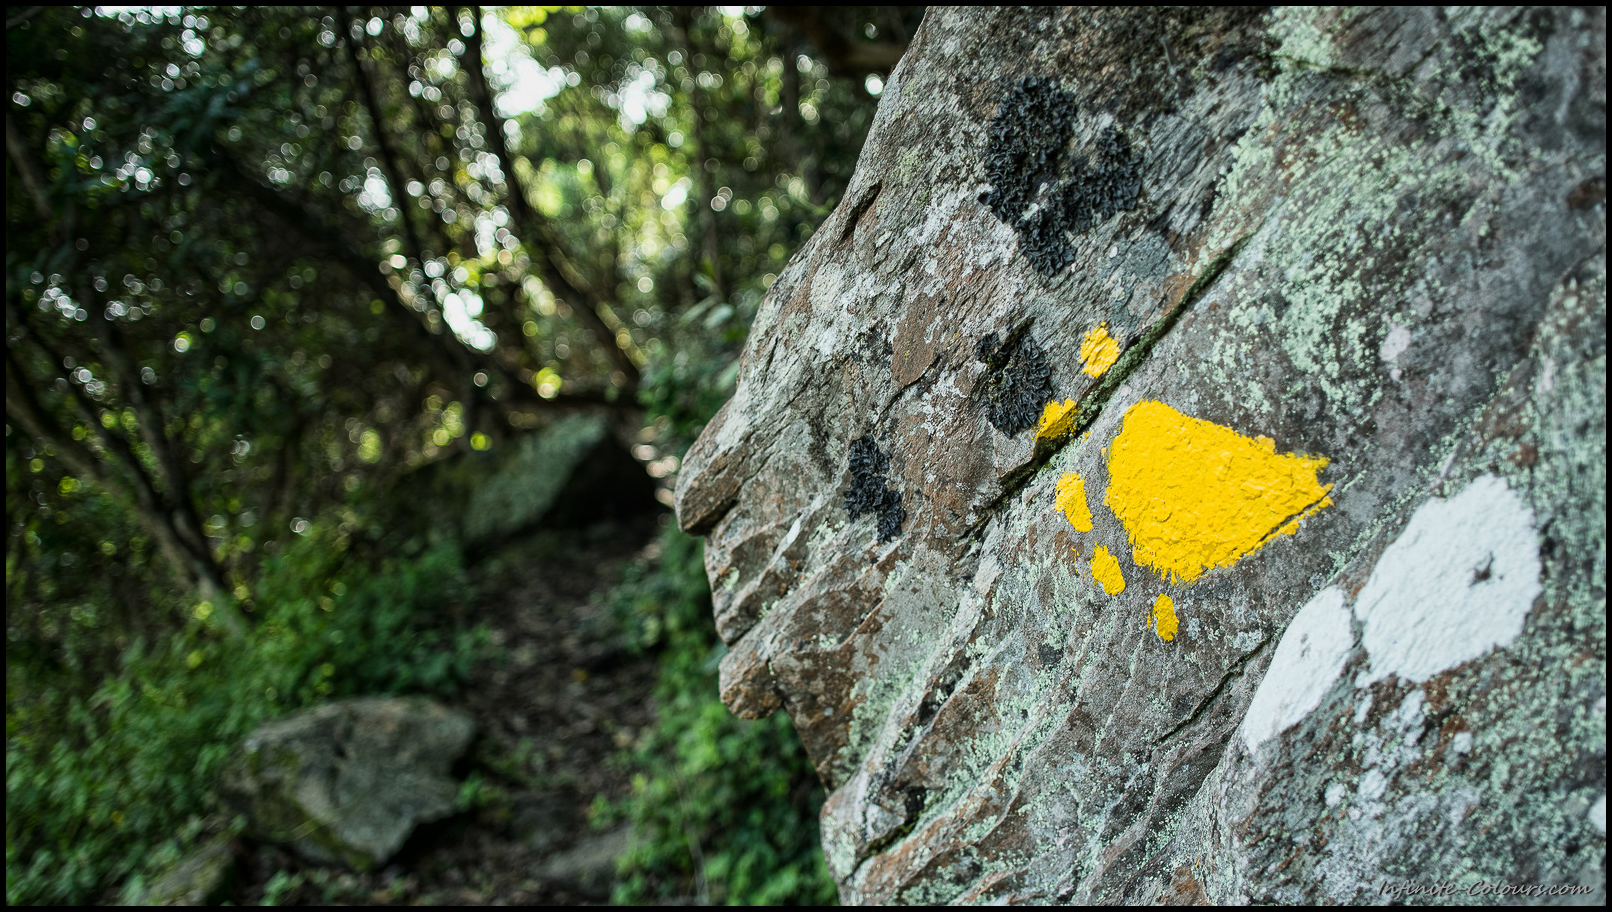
[[676, 7, 1605, 904], [219, 696, 474, 870]]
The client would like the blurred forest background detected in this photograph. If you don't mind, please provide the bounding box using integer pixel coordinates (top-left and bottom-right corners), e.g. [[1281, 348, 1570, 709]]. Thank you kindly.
[[6, 5, 921, 904]]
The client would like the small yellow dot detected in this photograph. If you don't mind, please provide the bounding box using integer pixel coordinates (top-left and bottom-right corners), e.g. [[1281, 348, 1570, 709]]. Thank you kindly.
[[1091, 546, 1125, 596], [1152, 594, 1179, 642]]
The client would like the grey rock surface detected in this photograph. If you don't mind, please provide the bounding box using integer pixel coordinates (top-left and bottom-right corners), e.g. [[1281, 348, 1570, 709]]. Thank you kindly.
[[220, 696, 475, 870], [676, 7, 1606, 904], [130, 834, 236, 906], [534, 826, 633, 888]]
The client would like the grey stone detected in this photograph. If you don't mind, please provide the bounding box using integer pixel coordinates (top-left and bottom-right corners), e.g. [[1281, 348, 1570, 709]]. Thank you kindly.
[[676, 7, 1606, 905], [534, 826, 631, 888], [464, 414, 656, 543], [220, 696, 475, 870], [129, 834, 235, 906]]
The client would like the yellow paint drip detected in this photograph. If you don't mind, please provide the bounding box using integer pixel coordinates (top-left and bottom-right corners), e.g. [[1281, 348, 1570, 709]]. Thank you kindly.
[[1106, 400, 1332, 584], [1090, 545, 1126, 595], [1055, 472, 1092, 532], [1152, 594, 1178, 642], [1037, 399, 1079, 442], [1079, 324, 1121, 378]]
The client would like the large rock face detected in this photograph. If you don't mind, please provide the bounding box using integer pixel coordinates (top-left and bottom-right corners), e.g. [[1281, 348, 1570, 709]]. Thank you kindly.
[[676, 7, 1605, 904]]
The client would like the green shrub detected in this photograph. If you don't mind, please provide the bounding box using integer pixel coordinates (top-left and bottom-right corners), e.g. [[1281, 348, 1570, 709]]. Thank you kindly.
[[608, 527, 839, 905], [5, 525, 487, 906]]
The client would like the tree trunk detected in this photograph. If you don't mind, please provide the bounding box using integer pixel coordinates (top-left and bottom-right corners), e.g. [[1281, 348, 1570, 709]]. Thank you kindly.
[[676, 7, 1605, 904]]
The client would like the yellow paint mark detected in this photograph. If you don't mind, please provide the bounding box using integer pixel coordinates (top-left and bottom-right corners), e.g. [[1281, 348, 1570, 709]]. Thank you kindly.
[[1152, 594, 1178, 642], [1106, 400, 1332, 584], [1037, 399, 1079, 441], [1080, 323, 1121, 378], [1090, 545, 1126, 596], [1055, 472, 1092, 533]]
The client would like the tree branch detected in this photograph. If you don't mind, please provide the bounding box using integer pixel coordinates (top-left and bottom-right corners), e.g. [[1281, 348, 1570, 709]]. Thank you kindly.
[[339, 7, 486, 431], [461, 6, 643, 387], [766, 7, 911, 78], [208, 146, 628, 417], [5, 342, 244, 636], [672, 7, 728, 305], [7, 112, 62, 245]]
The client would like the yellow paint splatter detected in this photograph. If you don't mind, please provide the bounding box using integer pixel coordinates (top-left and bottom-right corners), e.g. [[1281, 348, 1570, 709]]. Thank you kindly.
[[1079, 324, 1121, 378], [1055, 472, 1092, 533], [1036, 399, 1079, 442], [1090, 545, 1126, 596], [1106, 400, 1332, 583], [1152, 594, 1178, 642]]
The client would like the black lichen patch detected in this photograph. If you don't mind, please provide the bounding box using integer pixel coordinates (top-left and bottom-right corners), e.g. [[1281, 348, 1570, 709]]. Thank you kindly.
[[975, 329, 1053, 436], [980, 77, 1144, 275], [844, 435, 906, 541]]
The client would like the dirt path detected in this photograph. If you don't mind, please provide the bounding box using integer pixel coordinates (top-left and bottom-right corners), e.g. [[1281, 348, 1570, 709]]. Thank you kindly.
[[230, 516, 665, 905]]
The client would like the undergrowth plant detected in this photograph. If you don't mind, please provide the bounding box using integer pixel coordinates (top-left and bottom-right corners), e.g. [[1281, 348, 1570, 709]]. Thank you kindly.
[[607, 527, 839, 905], [5, 525, 487, 906]]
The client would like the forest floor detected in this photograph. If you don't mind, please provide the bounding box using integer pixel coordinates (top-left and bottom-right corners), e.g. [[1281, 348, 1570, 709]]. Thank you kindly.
[[227, 514, 667, 905]]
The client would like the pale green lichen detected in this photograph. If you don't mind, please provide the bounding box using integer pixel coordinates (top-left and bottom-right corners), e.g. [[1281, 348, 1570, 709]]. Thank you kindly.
[[806, 515, 845, 560], [896, 147, 924, 185], [835, 552, 967, 787], [1207, 7, 1546, 415], [836, 652, 922, 784]]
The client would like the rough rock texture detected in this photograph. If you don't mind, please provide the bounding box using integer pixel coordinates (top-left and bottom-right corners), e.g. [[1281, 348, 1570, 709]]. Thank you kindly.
[[220, 696, 474, 870], [675, 7, 1606, 904]]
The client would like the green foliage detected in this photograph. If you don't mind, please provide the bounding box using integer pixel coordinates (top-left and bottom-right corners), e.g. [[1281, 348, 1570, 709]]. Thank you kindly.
[[606, 527, 839, 905], [5, 524, 487, 906], [8, 5, 903, 905]]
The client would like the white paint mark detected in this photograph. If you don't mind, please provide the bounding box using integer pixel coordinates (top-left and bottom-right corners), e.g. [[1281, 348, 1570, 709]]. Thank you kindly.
[[1325, 782, 1348, 807], [1358, 767, 1388, 802], [1354, 693, 1373, 725], [1355, 474, 1541, 687], [1390, 689, 1425, 731], [1239, 586, 1354, 751], [1445, 787, 1481, 834], [1379, 323, 1412, 362], [1591, 794, 1607, 836]]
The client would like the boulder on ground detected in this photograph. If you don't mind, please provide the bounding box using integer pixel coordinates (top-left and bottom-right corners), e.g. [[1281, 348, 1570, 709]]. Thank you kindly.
[[677, 6, 1605, 904], [129, 833, 236, 906], [463, 414, 659, 544], [220, 696, 475, 870]]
